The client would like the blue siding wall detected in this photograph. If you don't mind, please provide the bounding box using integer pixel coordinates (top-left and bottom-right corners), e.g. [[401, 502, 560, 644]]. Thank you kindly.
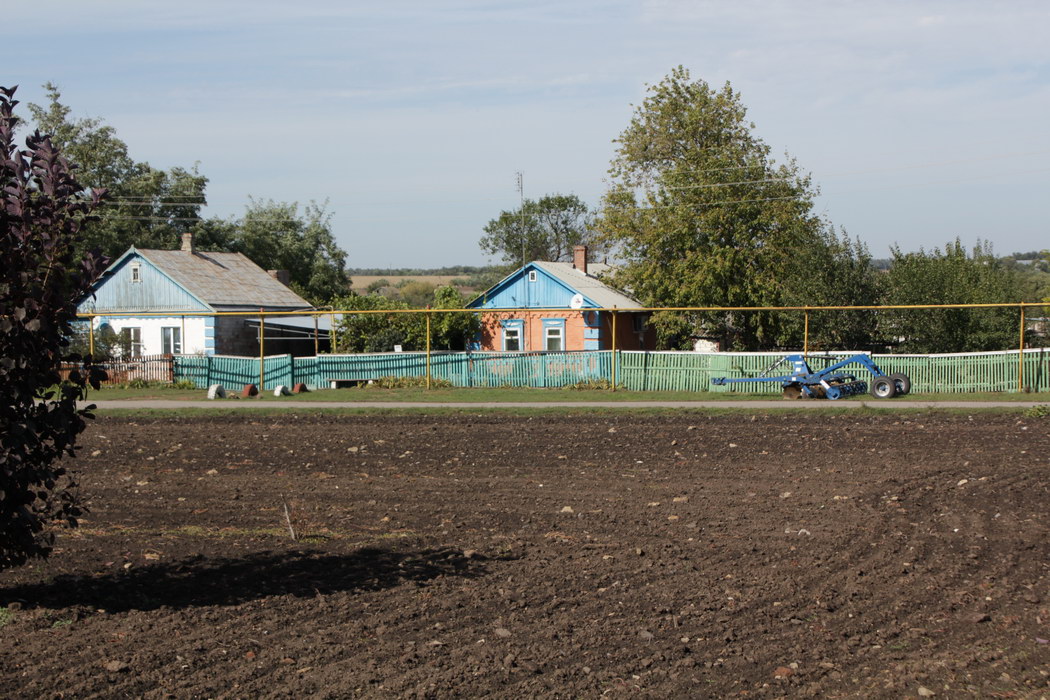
[[204, 316, 216, 355], [79, 254, 210, 313], [474, 265, 594, 309]]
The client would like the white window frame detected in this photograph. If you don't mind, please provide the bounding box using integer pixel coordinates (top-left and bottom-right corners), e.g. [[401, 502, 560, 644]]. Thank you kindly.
[[528, 270, 537, 282], [503, 325, 521, 352], [130, 263, 141, 283], [161, 326, 182, 355], [542, 318, 566, 352], [124, 327, 143, 357], [544, 325, 564, 351]]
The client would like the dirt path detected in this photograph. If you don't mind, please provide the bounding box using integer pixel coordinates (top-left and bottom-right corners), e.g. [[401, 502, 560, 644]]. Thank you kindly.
[[2, 413, 1048, 698]]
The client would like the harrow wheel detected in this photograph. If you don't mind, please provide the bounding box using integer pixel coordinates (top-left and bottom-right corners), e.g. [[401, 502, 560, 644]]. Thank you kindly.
[[888, 372, 911, 396], [870, 376, 897, 399], [782, 384, 803, 400]]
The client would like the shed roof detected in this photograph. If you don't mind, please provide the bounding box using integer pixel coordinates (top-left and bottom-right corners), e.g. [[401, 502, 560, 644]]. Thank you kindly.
[[134, 248, 312, 310]]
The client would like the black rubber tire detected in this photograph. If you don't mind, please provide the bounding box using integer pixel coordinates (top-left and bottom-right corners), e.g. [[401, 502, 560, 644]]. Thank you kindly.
[[888, 372, 911, 396], [870, 376, 897, 399]]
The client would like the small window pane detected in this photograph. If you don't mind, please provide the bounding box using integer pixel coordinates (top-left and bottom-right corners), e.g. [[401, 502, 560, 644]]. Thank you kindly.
[[161, 327, 182, 355], [123, 327, 143, 357], [545, 327, 563, 352], [504, 327, 520, 352]]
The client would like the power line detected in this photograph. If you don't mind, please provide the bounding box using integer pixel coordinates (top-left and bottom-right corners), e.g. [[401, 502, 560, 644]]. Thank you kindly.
[[662, 176, 791, 190], [92, 215, 305, 223]]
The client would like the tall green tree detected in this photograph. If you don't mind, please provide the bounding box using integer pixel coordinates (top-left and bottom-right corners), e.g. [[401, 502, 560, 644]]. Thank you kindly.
[[431, 285, 480, 351], [27, 86, 351, 304], [596, 67, 869, 350], [234, 199, 350, 304], [28, 83, 207, 258], [481, 194, 605, 265], [880, 240, 1027, 353]]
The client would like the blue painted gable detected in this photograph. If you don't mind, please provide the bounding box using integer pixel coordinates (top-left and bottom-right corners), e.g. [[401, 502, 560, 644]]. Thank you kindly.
[[468, 264, 598, 309], [78, 250, 211, 314]]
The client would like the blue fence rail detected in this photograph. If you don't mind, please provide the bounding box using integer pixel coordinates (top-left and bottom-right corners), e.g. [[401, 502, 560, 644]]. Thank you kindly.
[[173, 348, 1050, 393]]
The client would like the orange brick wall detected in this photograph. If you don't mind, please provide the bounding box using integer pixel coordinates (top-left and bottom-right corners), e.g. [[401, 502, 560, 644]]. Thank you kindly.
[[478, 310, 656, 351]]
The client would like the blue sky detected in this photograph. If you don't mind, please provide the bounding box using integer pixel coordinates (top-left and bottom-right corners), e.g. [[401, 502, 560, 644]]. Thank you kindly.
[[8, 1, 1050, 267]]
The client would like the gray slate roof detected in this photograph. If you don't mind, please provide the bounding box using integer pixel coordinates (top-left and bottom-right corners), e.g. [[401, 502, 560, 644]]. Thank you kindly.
[[533, 261, 644, 309], [137, 249, 313, 310]]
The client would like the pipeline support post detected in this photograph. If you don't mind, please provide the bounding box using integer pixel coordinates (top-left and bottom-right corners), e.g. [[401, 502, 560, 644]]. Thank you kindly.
[[803, 309, 810, 355], [259, 310, 265, 390], [88, 316, 95, 359], [1019, 304, 1026, 392], [426, 311, 432, 390], [611, 310, 618, 391]]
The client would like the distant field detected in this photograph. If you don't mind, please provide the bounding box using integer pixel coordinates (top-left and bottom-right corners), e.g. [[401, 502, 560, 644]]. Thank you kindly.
[[350, 275, 470, 291]]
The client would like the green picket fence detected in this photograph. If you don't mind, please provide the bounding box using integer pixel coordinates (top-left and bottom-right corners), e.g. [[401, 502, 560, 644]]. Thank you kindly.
[[175, 348, 1050, 393], [616, 349, 1050, 393], [175, 351, 612, 390]]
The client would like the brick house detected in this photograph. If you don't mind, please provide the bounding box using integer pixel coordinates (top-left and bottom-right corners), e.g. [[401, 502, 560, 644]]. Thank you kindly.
[[77, 233, 327, 357], [467, 246, 655, 352]]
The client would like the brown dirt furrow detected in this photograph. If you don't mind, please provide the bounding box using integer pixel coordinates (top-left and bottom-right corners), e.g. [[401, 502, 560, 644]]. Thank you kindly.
[[1, 413, 1048, 698]]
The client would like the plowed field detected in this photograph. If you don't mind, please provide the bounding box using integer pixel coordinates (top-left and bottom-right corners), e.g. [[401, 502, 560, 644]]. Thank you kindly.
[[2, 413, 1049, 698]]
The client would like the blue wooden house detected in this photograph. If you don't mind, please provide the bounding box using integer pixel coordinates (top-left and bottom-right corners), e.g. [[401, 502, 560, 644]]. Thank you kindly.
[[467, 246, 654, 351], [78, 233, 324, 357]]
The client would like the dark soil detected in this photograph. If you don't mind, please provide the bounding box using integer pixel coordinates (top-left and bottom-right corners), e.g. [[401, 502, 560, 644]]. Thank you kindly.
[[2, 412, 1049, 698]]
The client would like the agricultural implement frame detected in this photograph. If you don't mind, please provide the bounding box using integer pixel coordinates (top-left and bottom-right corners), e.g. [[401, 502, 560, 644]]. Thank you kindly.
[[711, 353, 911, 400]]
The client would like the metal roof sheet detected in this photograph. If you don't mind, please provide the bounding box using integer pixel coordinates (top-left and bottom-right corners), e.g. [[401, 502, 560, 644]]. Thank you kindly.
[[532, 261, 644, 309], [136, 249, 313, 310]]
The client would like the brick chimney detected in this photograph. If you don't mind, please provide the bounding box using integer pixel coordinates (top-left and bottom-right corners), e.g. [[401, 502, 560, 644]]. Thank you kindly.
[[181, 231, 195, 253], [573, 245, 588, 274], [268, 270, 291, 286]]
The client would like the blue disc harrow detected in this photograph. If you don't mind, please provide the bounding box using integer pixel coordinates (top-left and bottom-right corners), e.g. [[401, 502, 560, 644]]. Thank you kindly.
[[711, 353, 911, 400]]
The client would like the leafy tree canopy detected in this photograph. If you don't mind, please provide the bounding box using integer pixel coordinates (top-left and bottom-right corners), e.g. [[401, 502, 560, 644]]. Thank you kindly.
[[331, 286, 479, 353], [28, 83, 207, 258], [596, 67, 872, 350], [1, 86, 108, 568], [480, 194, 606, 266], [27, 85, 351, 304], [880, 240, 1030, 353], [233, 198, 349, 305]]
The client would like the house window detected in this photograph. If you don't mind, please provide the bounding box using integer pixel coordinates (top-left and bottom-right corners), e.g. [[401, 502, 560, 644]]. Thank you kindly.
[[528, 270, 537, 282], [503, 325, 521, 352], [542, 318, 565, 352], [633, 315, 648, 333], [130, 263, 141, 283], [161, 326, 182, 355], [123, 327, 143, 357], [545, 326, 563, 351]]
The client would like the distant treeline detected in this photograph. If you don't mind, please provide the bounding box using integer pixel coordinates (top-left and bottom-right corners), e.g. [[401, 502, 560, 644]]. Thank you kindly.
[[347, 265, 502, 276], [872, 251, 1046, 271]]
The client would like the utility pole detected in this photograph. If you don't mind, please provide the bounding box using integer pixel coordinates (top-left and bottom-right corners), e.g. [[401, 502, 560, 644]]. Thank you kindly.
[[516, 171, 525, 267], [517, 171, 527, 351]]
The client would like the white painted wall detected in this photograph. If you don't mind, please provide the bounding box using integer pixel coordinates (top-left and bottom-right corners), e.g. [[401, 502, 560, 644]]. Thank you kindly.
[[95, 316, 209, 356]]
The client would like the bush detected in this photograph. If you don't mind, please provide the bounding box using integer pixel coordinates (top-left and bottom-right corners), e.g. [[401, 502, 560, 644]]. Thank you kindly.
[[0, 86, 108, 569], [566, 379, 621, 391], [1022, 404, 1050, 419], [368, 375, 453, 389]]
